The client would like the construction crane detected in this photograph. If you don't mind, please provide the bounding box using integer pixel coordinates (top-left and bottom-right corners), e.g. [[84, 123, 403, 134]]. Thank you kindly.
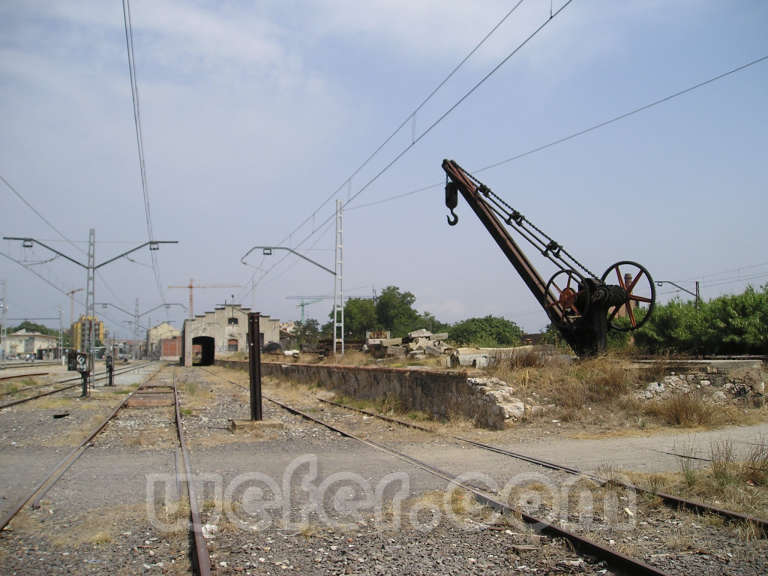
[[285, 295, 331, 322], [168, 278, 241, 318]]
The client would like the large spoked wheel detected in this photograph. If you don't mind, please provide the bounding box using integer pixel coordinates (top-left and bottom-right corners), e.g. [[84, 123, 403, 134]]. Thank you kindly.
[[601, 261, 656, 331], [545, 269, 590, 328]]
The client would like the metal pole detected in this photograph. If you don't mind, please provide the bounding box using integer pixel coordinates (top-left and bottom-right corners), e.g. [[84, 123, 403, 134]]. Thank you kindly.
[[58, 308, 63, 365], [134, 298, 140, 359], [85, 229, 96, 393], [0, 280, 6, 368], [333, 199, 344, 355], [247, 312, 262, 420]]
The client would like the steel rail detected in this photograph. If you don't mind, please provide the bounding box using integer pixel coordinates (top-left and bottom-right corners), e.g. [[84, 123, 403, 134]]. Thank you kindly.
[[172, 372, 212, 576], [0, 365, 162, 531], [262, 393, 669, 576], [317, 397, 768, 534], [0, 362, 152, 398], [0, 362, 154, 409], [0, 372, 49, 382], [201, 367, 768, 534], [0, 361, 59, 370], [195, 369, 666, 575]]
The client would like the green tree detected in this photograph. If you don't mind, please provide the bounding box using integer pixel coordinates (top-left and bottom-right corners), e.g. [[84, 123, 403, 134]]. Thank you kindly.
[[295, 319, 320, 350], [11, 321, 58, 337], [449, 316, 523, 347], [375, 286, 420, 337], [417, 311, 449, 334], [343, 298, 378, 339]]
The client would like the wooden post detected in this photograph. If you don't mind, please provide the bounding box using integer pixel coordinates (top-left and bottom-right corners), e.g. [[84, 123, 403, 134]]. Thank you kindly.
[[247, 312, 262, 421]]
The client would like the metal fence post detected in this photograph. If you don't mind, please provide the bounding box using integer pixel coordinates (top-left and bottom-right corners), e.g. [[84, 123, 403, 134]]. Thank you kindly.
[[248, 312, 262, 421]]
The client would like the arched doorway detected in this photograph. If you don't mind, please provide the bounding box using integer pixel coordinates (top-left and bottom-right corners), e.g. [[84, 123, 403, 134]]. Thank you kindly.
[[192, 336, 215, 366]]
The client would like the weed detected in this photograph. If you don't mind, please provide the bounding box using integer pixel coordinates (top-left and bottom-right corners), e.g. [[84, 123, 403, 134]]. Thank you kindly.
[[645, 393, 713, 426], [379, 392, 404, 415], [741, 439, 768, 486], [674, 442, 699, 488], [299, 523, 318, 538], [510, 349, 545, 369], [185, 380, 199, 396], [645, 474, 667, 494], [736, 520, 762, 542], [640, 353, 670, 381], [710, 440, 736, 486]]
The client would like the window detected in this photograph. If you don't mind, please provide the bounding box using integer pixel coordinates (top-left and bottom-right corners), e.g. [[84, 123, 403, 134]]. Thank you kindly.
[[227, 338, 238, 352], [228, 317, 238, 325]]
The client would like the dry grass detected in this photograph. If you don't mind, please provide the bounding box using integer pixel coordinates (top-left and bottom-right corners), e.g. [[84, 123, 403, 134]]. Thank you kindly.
[[742, 439, 768, 486], [645, 393, 715, 427], [710, 440, 737, 486], [628, 438, 768, 520], [321, 351, 376, 366]]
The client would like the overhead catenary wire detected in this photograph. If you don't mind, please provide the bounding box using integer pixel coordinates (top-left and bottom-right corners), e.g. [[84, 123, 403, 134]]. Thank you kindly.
[[242, 1, 574, 294], [342, 0, 574, 211], [347, 52, 768, 211], [121, 0, 167, 309], [0, 252, 149, 334], [257, 0, 530, 265], [2, 173, 135, 311]]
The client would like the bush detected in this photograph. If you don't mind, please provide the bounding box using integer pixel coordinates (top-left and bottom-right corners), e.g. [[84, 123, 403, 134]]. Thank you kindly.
[[449, 315, 523, 347], [634, 284, 768, 355]]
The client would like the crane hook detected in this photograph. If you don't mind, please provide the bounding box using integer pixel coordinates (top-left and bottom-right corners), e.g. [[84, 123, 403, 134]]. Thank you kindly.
[[447, 209, 459, 226]]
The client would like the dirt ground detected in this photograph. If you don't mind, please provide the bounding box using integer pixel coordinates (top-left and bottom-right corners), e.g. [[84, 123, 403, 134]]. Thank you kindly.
[[0, 362, 766, 575]]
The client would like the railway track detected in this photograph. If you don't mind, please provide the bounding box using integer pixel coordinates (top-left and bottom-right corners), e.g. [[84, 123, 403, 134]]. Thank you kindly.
[[0, 365, 211, 576], [0, 371, 49, 382], [199, 366, 673, 575], [314, 397, 768, 535], [200, 365, 768, 575], [0, 361, 155, 409], [0, 360, 60, 370]]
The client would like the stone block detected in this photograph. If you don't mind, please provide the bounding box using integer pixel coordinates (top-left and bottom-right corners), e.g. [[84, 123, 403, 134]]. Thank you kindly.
[[408, 329, 433, 339], [229, 419, 284, 432]]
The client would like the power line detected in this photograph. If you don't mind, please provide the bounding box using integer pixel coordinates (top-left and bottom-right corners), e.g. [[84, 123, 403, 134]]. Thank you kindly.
[[684, 260, 768, 283], [248, 0, 530, 271], [1, 174, 86, 256], [121, 0, 167, 307], [243, 1, 574, 292], [346, 52, 768, 211], [0, 251, 141, 333], [2, 173, 132, 310], [342, 0, 574, 210]]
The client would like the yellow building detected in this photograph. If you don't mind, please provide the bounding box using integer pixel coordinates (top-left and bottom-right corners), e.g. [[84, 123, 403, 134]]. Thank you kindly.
[[71, 315, 105, 351]]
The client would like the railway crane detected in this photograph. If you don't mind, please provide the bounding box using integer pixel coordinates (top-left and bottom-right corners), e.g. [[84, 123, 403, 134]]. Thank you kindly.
[[442, 159, 656, 356]]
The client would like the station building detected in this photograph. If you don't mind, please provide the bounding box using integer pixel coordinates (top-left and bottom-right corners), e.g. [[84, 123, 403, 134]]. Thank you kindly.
[[2, 329, 59, 359], [182, 304, 280, 367]]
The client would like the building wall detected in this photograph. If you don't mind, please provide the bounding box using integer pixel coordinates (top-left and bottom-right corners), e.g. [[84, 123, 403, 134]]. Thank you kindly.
[[147, 322, 180, 347], [182, 305, 280, 367], [71, 316, 105, 351], [147, 322, 181, 359], [160, 337, 181, 359], [4, 331, 58, 357]]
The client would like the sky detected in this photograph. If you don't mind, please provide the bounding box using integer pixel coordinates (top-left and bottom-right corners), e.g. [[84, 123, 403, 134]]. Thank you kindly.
[[1, 0, 767, 339]]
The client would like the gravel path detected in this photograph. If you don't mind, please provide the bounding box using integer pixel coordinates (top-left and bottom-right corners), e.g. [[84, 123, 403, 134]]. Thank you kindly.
[[1, 363, 766, 575]]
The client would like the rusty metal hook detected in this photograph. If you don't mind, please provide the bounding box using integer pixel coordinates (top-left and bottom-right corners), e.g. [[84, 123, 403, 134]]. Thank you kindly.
[[447, 209, 459, 226]]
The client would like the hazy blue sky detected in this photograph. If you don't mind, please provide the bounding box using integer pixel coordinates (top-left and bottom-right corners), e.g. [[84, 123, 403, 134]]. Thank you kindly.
[[2, 0, 767, 338]]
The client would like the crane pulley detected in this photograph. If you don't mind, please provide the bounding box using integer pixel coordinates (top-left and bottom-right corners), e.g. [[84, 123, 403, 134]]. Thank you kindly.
[[442, 159, 655, 356]]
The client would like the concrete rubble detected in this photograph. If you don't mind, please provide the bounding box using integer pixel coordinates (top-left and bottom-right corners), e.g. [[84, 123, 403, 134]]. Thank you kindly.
[[636, 369, 765, 405], [366, 329, 450, 360]]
